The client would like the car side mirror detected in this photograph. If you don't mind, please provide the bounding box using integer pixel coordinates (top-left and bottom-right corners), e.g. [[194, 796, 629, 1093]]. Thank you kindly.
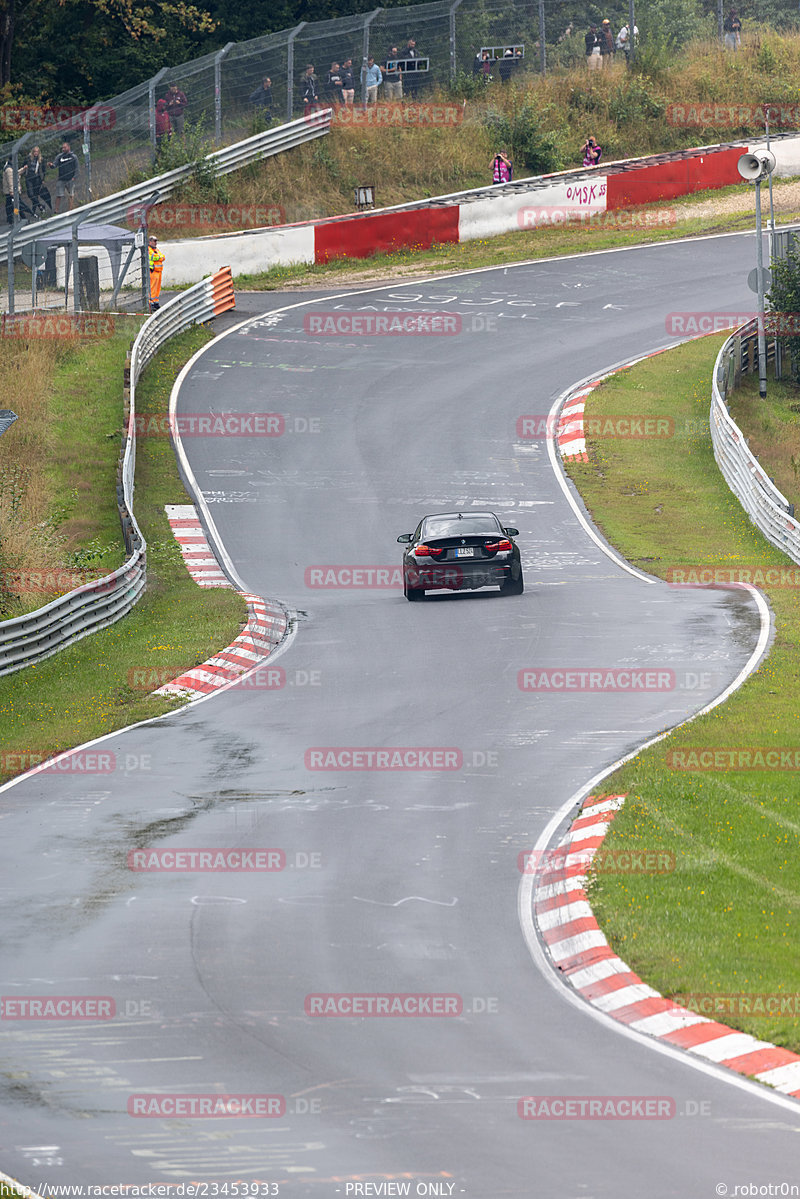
[[503, 527, 519, 537], [397, 533, 413, 543]]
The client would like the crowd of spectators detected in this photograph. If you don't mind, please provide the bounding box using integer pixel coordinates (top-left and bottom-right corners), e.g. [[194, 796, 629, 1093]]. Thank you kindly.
[[585, 19, 638, 68], [293, 38, 428, 114]]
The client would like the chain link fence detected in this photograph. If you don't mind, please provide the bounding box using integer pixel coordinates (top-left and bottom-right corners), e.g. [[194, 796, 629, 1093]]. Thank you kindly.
[[1, 0, 547, 222]]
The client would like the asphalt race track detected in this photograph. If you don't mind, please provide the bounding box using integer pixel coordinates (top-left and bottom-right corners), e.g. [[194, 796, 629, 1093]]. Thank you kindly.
[[2, 233, 798, 1196]]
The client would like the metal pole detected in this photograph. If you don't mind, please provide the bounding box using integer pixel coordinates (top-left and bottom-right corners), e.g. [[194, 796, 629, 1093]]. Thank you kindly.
[[82, 110, 93, 203], [765, 110, 776, 261], [361, 10, 382, 108], [7, 226, 15, 314], [214, 43, 235, 144], [538, 0, 546, 75], [149, 68, 169, 161], [628, 0, 635, 66], [287, 23, 307, 121], [755, 179, 767, 399], [71, 224, 81, 313], [718, 0, 724, 42], [11, 142, 20, 224], [449, 0, 465, 82]]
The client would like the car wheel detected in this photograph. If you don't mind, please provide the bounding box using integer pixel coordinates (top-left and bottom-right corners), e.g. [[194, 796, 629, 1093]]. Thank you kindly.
[[404, 576, 425, 602], [499, 571, 524, 596]]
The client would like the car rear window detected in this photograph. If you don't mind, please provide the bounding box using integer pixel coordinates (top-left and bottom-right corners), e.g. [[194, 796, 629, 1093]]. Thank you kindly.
[[422, 515, 503, 538]]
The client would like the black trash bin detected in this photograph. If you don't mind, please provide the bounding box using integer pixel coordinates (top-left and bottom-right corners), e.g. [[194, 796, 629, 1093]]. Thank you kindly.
[[78, 255, 100, 310]]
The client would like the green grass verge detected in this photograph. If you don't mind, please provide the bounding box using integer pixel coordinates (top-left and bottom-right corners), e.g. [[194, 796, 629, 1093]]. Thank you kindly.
[[0, 326, 246, 786], [232, 184, 800, 291], [563, 337, 800, 1052]]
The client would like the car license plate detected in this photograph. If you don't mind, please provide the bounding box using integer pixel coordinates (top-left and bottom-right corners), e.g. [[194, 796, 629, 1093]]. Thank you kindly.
[[455, 547, 474, 558]]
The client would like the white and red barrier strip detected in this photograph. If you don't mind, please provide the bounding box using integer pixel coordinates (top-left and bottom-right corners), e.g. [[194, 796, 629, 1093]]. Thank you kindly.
[[156, 503, 287, 699], [535, 794, 800, 1097], [557, 383, 600, 461]]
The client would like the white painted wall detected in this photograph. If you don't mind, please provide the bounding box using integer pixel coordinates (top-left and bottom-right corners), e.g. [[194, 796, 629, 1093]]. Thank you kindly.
[[458, 176, 608, 243], [163, 223, 316, 285]]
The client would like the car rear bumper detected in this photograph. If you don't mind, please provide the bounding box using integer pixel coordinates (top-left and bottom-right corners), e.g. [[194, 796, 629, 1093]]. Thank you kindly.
[[406, 559, 515, 591]]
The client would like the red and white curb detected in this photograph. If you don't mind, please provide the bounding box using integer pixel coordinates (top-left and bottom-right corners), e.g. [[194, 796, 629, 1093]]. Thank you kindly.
[[165, 502, 230, 587], [557, 384, 598, 461], [155, 503, 287, 699], [535, 794, 800, 1098]]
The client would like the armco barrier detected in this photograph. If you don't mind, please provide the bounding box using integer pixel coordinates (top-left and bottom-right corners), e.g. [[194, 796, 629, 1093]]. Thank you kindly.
[[162, 133, 800, 286], [0, 112, 331, 295], [711, 318, 800, 562], [0, 266, 236, 677]]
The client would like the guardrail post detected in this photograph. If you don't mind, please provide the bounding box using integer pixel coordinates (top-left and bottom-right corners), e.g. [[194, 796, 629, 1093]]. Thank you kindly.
[[214, 43, 235, 144], [149, 68, 169, 161], [286, 23, 307, 121], [449, 0, 465, 81], [71, 223, 80, 313], [6, 224, 15, 314]]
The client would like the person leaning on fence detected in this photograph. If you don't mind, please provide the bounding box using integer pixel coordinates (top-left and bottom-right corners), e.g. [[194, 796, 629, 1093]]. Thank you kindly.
[[723, 10, 742, 49], [148, 235, 165, 311], [383, 47, 403, 101], [249, 77, 273, 119], [325, 63, 344, 105], [492, 151, 512, 184], [403, 38, 422, 95], [361, 56, 382, 105], [25, 146, 51, 216], [49, 141, 78, 213], [155, 99, 171, 151], [585, 25, 601, 70], [340, 59, 355, 105], [498, 49, 516, 84]]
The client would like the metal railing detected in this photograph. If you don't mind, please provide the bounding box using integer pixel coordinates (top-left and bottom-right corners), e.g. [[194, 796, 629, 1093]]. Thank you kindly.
[[711, 317, 800, 563], [2, 113, 330, 307], [0, 266, 236, 677]]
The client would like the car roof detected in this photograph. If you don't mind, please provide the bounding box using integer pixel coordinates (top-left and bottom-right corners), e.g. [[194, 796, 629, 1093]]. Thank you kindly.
[[422, 511, 500, 521]]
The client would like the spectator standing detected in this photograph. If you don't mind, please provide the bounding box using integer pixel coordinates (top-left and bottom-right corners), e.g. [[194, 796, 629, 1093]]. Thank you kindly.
[[249, 77, 273, 119], [723, 10, 742, 49], [384, 47, 403, 100], [361, 55, 382, 105], [615, 23, 638, 63], [582, 136, 602, 166], [148, 235, 165, 311], [498, 48, 515, 84], [155, 99, 171, 151], [403, 37, 422, 96], [585, 25, 601, 70], [164, 83, 188, 136], [491, 150, 512, 184], [25, 145, 51, 216], [341, 59, 356, 105], [599, 19, 615, 67], [300, 64, 320, 115], [325, 63, 344, 105], [49, 141, 78, 213]]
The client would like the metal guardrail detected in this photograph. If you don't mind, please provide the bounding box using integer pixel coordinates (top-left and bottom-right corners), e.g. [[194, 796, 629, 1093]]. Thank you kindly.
[[0, 266, 236, 677], [1, 112, 331, 264], [711, 317, 800, 564]]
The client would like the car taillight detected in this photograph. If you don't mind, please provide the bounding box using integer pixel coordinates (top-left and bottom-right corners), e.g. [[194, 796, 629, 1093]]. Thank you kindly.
[[485, 539, 512, 553], [415, 544, 445, 558]]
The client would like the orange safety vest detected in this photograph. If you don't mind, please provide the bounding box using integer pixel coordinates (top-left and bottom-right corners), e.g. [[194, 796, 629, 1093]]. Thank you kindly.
[[148, 245, 165, 301]]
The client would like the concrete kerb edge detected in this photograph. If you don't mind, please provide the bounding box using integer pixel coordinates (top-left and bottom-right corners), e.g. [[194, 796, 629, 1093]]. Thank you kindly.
[[522, 341, 794, 1107]]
